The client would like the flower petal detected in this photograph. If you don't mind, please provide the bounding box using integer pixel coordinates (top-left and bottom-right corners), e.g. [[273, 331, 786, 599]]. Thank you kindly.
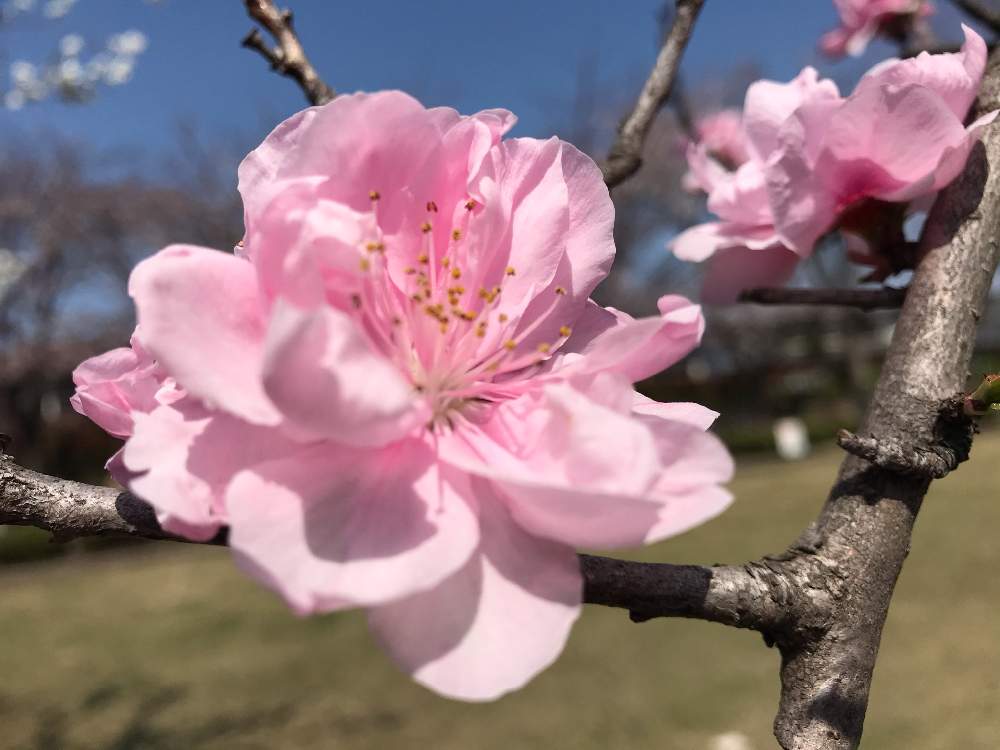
[[129, 245, 281, 426], [700, 244, 801, 305], [555, 295, 704, 383], [226, 439, 480, 613], [261, 299, 423, 447], [368, 493, 581, 701]]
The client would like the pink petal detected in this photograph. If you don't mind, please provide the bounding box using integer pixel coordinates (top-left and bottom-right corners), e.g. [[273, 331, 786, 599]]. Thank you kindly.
[[671, 221, 784, 263], [632, 393, 719, 429], [700, 244, 801, 305], [70, 343, 163, 438], [742, 67, 840, 164], [368, 494, 580, 701], [225, 440, 480, 613], [632, 409, 734, 542], [706, 161, 773, 227], [555, 295, 704, 383], [129, 245, 280, 426], [443, 383, 671, 549], [261, 299, 423, 447], [860, 25, 987, 120]]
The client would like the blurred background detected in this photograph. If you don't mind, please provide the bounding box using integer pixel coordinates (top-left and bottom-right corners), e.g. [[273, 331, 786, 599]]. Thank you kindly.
[[1, 1, 998, 748]]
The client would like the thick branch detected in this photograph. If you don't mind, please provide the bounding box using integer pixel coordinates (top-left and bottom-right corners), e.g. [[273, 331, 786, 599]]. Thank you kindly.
[[242, 0, 334, 106], [1, 456, 176, 541], [951, 0, 1000, 32], [602, 0, 705, 188], [738, 286, 907, 310], [580, 553, 835, 640], [769, 51, 1000, 750]]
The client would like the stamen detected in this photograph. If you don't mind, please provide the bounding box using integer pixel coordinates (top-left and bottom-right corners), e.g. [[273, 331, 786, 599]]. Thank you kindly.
[[464, 199, 477, 211], [559, 325, 571, 337], [420, 222, 433, 234], [505, 266, 516, 276], [451, 229, 462, 240], [369, 190, 380, 201], [426, 201, 438, 213]]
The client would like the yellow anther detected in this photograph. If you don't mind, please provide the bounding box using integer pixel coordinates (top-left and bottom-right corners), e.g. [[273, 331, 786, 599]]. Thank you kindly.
[[475, 321, 487, 338], [451, 267, 462, 280], [411, 294, 423, 303], [498, 313, 509, 323], [365, 241, 385, 252], [417, 253, 429, 264], [451, 228, 462, 240], [420, 221, 433, 233], [537, 342, 551, 354], [504, 340, 516, 351], [426, 200, 438, 213], [404, 266, 417, 275], [464, 199, 477, 211], [458, 310, 477, 321], [439, 322, 448, 334], [505, 266, 516, 276], [449, 284, 465, 294], [555, 286, 567, 295], [442, 257, 451, 268], [369, 190, 380, 201], [359, 258, 371, 272], [559, 325, 571, 337]]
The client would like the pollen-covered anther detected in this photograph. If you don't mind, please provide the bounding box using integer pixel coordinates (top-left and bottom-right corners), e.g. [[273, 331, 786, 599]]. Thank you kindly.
[[441, 257, 451, 268], [368, 190, 380, 201], [404, 266, 417, 275], [505, 266, 516, 276], [426, 200, 438, 213], [359, 258, 371, 272], [417, 253, 430, 264], [475, 321, 487, 338], [451, 229, 462, 241], [464, 199, 477, 211], [503, 340, 516, 351], [559, 325, 572, 337], [498, 313, 509, 323], [537, 342, 551, 354], [555, 286, 567, 296], [420, 221, 433, 234], [451, 267, 462, 280], [365, 241, 385, 252]]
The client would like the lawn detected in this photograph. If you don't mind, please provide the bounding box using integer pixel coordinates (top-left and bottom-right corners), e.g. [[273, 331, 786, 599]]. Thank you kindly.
[[1, 434, 998, 749]]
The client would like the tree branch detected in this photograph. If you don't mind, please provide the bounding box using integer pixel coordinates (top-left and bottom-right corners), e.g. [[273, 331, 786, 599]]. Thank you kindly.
[[738, 286, 907, 310], [951, 0, 1000, 32], [766, 50, 1000, 749], [241, 0, 334, 106], [602, 0, 705, 188]]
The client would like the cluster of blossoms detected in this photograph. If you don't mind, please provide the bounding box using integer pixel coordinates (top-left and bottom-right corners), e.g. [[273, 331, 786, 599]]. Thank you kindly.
[[71, 91, 733, 700], [5, 30, 148, 110], [673, 26, 996, 303], [820, 0, 935, 58]]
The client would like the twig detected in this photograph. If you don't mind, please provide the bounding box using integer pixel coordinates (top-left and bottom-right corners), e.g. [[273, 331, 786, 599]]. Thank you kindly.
[[241, 0, 334, 106], [951, 0, 1000, 32], [602, 0, 706, 188], [738, 286, 907, 310], [836, 429, 968, 478]]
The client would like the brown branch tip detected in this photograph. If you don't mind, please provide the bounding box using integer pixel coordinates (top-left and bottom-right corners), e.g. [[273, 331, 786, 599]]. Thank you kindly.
[[242, 0, 334, 106]]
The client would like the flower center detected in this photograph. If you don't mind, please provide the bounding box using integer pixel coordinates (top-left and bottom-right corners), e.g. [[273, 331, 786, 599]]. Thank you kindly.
[[348, 190, 573, 430]]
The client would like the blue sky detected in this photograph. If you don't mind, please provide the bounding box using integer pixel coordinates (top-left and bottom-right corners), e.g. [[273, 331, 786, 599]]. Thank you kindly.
[[0, 0, 976, 155]]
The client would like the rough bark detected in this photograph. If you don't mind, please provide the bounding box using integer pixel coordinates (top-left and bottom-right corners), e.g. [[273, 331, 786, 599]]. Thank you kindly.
[[768, 51, 1000, 749]]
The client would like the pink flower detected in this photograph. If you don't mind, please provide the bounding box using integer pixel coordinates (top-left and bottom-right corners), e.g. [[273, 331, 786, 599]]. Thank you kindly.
[[672, 69, 840, 302], [769, 25, 996, 253], [820, 0, 934, 58], [682, 109, 751, 192], [671, 27, 996, 301], [71, 91, 733, 700]]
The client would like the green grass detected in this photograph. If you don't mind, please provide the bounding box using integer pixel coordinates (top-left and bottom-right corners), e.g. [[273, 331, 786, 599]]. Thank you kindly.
[[1, 434, 999, 749]]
